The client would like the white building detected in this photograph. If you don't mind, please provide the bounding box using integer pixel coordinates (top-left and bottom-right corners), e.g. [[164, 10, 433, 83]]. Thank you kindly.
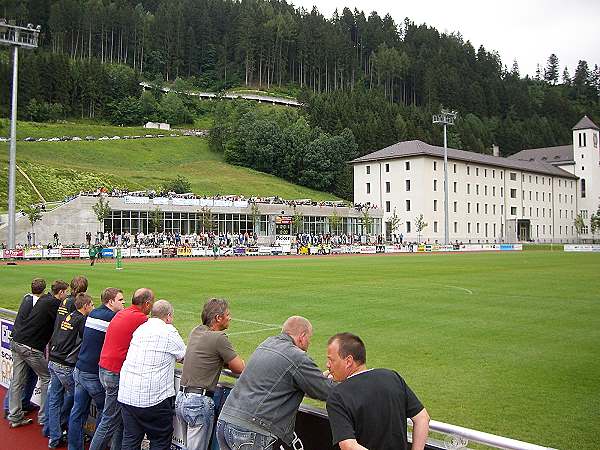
[[351, 116, 600, 243]]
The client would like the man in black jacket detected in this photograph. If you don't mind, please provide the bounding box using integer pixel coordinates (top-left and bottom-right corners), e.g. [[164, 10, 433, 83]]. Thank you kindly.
[[8, 279, 68, 428]]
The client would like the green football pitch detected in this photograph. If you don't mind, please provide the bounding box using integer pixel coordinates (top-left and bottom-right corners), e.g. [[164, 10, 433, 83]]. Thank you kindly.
[[1, 251, 598, 449]]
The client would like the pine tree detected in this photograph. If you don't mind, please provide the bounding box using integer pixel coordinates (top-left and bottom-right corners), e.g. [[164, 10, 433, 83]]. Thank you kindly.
[[544, 53, 559, 84]]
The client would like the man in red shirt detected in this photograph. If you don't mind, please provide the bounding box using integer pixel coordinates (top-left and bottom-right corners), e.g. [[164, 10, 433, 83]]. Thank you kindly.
[[89, 288, 154, 450]]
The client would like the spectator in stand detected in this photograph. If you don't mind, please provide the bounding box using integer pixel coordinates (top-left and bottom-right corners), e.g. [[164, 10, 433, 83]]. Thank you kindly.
[[68, 288, 125, 450], [325, 333, 429, 450], [89, 288, 154, 450], [176, 299, 245, 450], [118, 300, 186, 450], [8, 279, 67, 429], [46, 293, 94, 448], [217, 316, 333, 450]]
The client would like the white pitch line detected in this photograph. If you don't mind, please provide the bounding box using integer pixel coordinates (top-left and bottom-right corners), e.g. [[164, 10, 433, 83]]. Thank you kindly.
[[231, 318, 280, 327], [228, 327, 281, 336], [444, 285, 474, 295]]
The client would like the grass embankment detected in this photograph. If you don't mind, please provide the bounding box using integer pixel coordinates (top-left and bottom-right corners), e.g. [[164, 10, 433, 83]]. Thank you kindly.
[[0, 251, 598, 449], [0, 124, 337, 209]]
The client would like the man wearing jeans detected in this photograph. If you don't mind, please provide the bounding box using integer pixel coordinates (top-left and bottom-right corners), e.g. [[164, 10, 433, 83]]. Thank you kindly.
[[8, 279, 66, 429], [118, 300, 186, 450], [68, 288, 124, 450], [175, 298, 245, 450], [89, 288, 154, 450], [46, 293, 94, 448], [217, 316, 334, 450]]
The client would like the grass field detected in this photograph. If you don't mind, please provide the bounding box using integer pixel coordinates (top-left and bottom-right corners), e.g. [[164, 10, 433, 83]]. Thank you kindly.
[[0, 251, 598, 449], [0, 130, 337, 209]]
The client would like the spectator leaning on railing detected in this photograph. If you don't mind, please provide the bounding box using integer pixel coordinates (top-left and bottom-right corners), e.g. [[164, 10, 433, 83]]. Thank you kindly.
[[217, 316, 334, 450], [176, 298, 245, 450]]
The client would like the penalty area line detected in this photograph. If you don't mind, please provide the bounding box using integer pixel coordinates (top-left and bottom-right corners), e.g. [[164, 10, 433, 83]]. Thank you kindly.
[[444, 285, 474, 295], [228, 326, 281, 336], [231, 318, 280, 327]]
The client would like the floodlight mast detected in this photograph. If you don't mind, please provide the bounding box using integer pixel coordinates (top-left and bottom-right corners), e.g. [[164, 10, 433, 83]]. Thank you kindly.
[[0, 19, 41, 249], [433, 109, 457, 246]]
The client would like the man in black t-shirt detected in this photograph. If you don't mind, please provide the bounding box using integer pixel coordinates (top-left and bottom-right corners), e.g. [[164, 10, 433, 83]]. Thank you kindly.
[[325, 333, 430, 450]]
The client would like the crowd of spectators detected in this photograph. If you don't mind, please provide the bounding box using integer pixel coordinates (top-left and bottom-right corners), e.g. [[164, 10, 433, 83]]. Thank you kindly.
[[77, 187, 377, 210], [6, 277, 429, 450]]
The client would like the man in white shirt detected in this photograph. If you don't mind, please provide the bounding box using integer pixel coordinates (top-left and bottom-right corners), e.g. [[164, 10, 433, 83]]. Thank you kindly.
[[117, 300, 186, 450]]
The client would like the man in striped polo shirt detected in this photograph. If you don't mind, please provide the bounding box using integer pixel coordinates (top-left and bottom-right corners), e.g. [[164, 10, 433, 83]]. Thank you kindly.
[[67, 288, 125, 450]]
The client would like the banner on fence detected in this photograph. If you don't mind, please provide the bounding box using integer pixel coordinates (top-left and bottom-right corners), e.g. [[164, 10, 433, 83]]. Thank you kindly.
[[24, 248, 43, 258], [61, 248, 81, 258], [191, 248, 207, 257], [564, 244, 600, 252], [3, 249, 23, 258], [162, 247, 177, 257], [176, 247, 192, 257]]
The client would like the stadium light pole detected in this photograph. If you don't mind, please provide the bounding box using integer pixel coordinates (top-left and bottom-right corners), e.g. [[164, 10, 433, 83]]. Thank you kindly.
[[433, 109, 457, 245], [0, 19, 41, 249]]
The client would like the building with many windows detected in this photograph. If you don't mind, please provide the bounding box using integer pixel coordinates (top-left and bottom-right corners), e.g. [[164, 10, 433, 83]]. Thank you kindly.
[[351, 116, 599, 243]]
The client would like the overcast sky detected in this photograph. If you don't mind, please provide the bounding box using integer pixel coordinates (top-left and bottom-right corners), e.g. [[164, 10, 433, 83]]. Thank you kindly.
[[290, 0, 600, 78]]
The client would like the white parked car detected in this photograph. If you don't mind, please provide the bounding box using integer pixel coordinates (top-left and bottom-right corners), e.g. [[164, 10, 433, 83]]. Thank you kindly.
[[72, 136, 82, 141], [36, 137, 47, 141], [98, 136, 110, 141], [23, 137, 35, 142], [48, 137, 60, 142], [110, 136, 121, 140], [85, 136, 96, 141]]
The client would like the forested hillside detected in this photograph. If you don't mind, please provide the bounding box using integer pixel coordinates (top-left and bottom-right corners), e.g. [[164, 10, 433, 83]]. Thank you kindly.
[[1, 0, 599, 190]]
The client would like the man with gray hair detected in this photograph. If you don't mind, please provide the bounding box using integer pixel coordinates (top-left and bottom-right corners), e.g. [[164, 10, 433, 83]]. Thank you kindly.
[[217, 316, 334, 450], [117, 299, 186, 450], [176, 298, 245, 450]]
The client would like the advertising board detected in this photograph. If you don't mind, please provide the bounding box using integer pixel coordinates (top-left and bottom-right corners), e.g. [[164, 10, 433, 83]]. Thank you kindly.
[[176, 247, 192, 257], [3, 249, 23, 258], [24, 248, 43, 258], [61, 248, 81, 258]]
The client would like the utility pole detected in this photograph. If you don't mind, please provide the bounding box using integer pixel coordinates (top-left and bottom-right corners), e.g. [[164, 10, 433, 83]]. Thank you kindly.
[[433, 109, 457, 245], [0, 19, 41, 249]]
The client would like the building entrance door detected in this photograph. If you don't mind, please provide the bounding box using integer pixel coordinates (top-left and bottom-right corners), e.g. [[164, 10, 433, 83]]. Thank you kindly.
[[517, 219, 531, 241]]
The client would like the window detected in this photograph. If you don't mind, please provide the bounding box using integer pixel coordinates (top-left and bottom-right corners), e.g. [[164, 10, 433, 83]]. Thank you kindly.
[[406, 200, 411, 211], [510, 172, 517, 181], [492, 186, 496, 196], [386, 201, 391, 212], [467, 223, 471, 233], [454, 222, 458, 233], [433, 180, 438, 191], [500, 187, 504, 197], [522, 174, 525, 182], [467, 184, 471, 195], [536, 192, 539, 201], [467, 166, 470, 175], [511, 206, 517, 216], [476, 203, 480, 214], [366, 183, 371, 194], [476, 167, 479, 176], [484, 185, 488, 196], [484, 169, 487, 177], [476, 223, 480, 233], [453, 201, 457, 213], [453, 182, 457, 193], [467, 203, 471, 213], [500, 171, 503, 180], [493, 204, 496, 215], [434, 222, 438, 232], [542, 192, 545, 201], [485, 204, 488, 214], [476, 185, 480, 195], [581, 179, 586, 198], [406, 180, 411, 191], [529, 191, 532, 200], [453, 164, 457, 174], [405, 161, 410, 170], [536, 176, 538, 184], [501, 205, 504, 215], [581, 210, 588, 219], [485, 223, 488, 237], [433, 161, 437, 170], [492, 169, 495, 179], [385, 163, 390, 173], [522, 190, 525, 199], [406, 221, 411, 233], [386, 182, 391, 193], [578, 132, 586, 147], [433, 200, 438, 211], [510, 189, 517, 199], [366, 165, 371, 175]]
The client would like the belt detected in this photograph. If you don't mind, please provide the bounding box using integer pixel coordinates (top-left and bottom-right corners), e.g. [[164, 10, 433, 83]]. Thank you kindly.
[[179, 386, 214, 397]]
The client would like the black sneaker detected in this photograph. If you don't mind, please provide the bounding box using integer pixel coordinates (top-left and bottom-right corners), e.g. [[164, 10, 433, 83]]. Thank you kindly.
[[9, 417, 33, 428]]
